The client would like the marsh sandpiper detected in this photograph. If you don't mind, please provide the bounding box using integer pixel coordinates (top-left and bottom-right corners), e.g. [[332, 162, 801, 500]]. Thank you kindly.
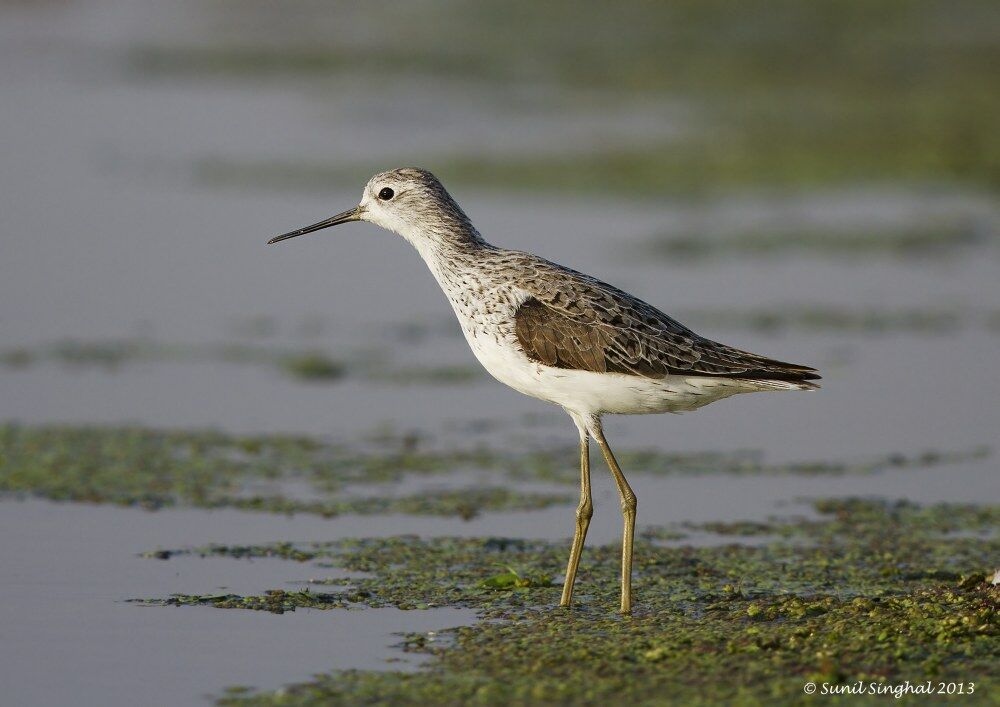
[[269, 168, 820, 613]]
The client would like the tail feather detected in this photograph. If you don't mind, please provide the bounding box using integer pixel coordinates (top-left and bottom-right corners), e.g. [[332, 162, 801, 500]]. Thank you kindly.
[[716, 359, 821, 387], [742, 377, 821, 391]]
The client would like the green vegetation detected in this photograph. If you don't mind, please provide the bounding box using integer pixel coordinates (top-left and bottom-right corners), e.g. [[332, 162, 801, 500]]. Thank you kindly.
[[0, 338, 482, 385], [641, 222, 994, 262], [135, 589, 349, 614], [3, 422, 995, 701], [1, 425, 986, 519], [676, 305, 999, 336], [0, 425, 568, 518], [132, 1, 1000, 198], [128, 498, 999, 705], [278, 352, 345, 381]]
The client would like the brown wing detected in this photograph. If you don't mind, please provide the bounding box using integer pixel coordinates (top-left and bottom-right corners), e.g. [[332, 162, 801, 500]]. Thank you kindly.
[[514, 296, 819, 381], [511, 254, 820, 383], [514, 298, 668, 376]]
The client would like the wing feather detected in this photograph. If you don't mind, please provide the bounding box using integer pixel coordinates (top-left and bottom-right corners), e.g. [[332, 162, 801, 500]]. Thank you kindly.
[[511, 255, 820, 383]]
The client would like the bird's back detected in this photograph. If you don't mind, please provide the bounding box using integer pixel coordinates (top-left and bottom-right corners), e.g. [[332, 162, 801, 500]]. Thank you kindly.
[[479, 249, 820, 388]]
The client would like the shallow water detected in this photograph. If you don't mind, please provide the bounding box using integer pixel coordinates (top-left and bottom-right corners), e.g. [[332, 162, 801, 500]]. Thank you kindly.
[[2, 447, 995, 704], [1, 1, 998, 704], [0, 500, 475, 707], [2, 440, 995, 703]]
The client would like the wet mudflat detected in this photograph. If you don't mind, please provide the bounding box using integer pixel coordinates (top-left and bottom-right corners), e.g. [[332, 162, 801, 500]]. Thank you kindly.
[[1, 0, 998, 704], [1, 425, 996, 704]]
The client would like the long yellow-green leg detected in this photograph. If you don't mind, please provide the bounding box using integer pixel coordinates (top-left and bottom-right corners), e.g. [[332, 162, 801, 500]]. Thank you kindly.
[[560, 429, 592, 607], [594, 425, 637, 614]]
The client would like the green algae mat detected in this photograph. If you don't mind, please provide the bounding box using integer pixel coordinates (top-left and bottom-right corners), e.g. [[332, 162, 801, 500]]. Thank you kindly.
[[0, 424, 986, 518], [155, 500, 996, 705], [164, 0, 1000, 200], [2, 424, 997, 703]]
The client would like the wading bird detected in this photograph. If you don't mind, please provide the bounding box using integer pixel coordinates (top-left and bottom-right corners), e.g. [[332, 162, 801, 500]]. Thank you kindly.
[[269, 168, 819, 613]]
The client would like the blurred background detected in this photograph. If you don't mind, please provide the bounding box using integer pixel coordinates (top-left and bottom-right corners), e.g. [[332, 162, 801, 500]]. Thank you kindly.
[[1, 0, 998, 703], [3, 0, 998, 452]]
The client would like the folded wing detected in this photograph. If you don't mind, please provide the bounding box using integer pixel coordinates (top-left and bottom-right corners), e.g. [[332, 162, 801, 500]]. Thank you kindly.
[[512, 259, 820, 383]]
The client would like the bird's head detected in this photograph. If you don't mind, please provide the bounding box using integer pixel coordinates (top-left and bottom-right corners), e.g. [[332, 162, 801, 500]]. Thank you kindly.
[[268, 168, 477, 248]]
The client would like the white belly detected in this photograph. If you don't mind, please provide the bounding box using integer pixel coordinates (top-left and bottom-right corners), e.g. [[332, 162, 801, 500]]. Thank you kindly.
[[462, 330, 748, 416]]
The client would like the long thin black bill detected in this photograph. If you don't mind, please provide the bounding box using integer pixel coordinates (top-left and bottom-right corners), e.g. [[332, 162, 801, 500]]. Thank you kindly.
[[267, 207, 363, 244]]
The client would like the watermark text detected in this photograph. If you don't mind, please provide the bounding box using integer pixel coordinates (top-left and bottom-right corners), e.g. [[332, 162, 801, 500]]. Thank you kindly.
[[803, 681, 975, 698]]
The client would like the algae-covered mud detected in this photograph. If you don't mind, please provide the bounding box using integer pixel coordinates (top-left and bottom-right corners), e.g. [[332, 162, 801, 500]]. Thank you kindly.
[[0, 424, 570, 518], [1, 423, 988, 519], [2, 424, 996, 702], [121, 499, 997, 705], [2, 423, 997, 704]]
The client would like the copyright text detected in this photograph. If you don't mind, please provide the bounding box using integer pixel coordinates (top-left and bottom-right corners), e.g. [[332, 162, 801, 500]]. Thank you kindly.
[[802, 681, 975, 698]]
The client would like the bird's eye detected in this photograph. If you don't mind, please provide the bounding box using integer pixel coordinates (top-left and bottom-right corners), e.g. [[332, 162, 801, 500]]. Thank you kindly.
[[378, 187, 395, 200]]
